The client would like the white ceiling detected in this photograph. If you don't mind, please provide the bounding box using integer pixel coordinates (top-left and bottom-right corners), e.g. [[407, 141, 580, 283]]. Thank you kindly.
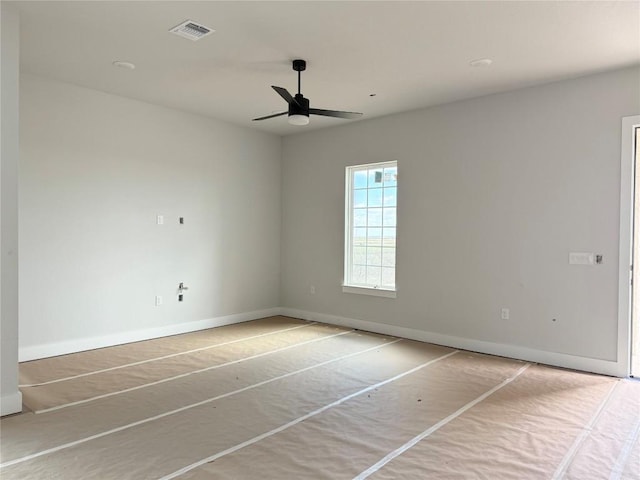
[[10, 1, 640, 136]]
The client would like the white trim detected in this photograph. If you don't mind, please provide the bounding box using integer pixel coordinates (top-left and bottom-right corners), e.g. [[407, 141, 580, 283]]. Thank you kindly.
[[18, 299, 632, 380], [0, 391, 22, 417], [342, 285, 396, 298], [344, 165, 352, 288], [346, 160, 398, 170], [18, 307, 282, 362], [619, 115, 640, 378], [344, 160, 398, 291], [281, 308, 626, 377]]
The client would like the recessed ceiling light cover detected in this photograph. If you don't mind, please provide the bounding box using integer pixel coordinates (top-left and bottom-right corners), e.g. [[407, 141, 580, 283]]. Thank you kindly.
[[169, 20, 214, 41], [470, 58, 493, 67], [112, 61, 135, 70]]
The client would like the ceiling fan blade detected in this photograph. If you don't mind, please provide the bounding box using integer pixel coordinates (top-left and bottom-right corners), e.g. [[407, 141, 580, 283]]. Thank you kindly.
[[272, 86, 300, 107], [252, 111, 287, 121], [309, 108, 362, 119]]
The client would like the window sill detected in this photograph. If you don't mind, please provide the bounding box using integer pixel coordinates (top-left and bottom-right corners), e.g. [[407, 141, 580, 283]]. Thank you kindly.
[[342, 285, 397, 298]]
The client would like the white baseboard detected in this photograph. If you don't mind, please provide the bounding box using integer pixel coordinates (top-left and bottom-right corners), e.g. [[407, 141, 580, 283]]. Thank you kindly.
[[280, 308, 626, 378], [19, 308, 282, 362], [18, 305, 626, 377], [1, 391, 23, 416]]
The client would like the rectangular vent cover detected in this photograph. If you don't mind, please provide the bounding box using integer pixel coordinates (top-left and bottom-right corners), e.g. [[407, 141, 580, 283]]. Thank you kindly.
[[169, 20, 214, 41]]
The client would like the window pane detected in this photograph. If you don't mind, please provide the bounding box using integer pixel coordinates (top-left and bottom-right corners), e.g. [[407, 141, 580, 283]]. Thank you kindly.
[[383, 228, 396, 247], [383, 167, 397, 187], [383, 207, 396, 227], [368, 169, 384, 187], [354, 209, 367, 227], [353, 246, 366, 264], [354, 189, 367, 208], [354, 170, 368, 189], [353, 228, 367, 246], [382, 247, 396, 267], [352, 265, 366, 284], [381, 267, 395, 287], [366, 266, 382, 286], [368, 208, 382, 227], [368, 188, 382, 207], [367, 247, 382, 266], [383, 187, 397, 207], [346, 161, 397, 291], [367, 228, 382, 246]]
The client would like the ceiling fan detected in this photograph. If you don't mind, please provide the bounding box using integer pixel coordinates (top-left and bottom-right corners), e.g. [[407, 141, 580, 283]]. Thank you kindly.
[[253, 59, 363, 126]]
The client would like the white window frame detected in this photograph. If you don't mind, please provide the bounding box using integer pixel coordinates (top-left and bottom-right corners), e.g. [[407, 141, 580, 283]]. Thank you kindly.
[[343, 161, 397, 298]]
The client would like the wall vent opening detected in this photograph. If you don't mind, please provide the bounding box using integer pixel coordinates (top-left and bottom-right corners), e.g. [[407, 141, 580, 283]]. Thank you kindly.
[[169, 20, 214, 41]]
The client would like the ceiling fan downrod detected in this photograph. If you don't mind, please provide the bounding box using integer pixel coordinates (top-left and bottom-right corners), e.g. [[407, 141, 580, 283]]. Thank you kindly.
[[292, 59, 306, 95]]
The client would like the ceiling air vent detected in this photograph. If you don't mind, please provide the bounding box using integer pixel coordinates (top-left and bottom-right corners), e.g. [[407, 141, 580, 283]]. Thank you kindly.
[[169, 20, 214, 41]]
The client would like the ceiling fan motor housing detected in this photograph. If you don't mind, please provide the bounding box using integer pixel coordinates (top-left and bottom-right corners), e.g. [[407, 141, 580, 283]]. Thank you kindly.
[[289, 94, 310, 117]]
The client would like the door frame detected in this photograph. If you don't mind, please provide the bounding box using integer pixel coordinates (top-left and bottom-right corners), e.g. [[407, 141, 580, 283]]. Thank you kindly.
[[618, 115, 640, 377]]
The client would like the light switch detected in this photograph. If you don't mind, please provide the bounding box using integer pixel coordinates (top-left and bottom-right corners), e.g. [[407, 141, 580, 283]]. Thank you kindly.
[[157, 215, 164, 225], [569, 252, 594, 265]]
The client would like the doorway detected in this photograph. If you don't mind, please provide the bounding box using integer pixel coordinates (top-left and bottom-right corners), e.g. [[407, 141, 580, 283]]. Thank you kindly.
[[620, 115, 640, 378]]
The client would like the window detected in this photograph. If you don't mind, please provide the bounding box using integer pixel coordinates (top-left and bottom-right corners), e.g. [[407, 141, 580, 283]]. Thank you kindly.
[[344, 161, 397, 297]]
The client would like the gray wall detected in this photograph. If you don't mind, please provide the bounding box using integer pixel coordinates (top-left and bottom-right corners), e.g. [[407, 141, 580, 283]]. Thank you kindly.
[[19, 74, 282, 358], [281, 67, 640, 372], [13, 63, 639, 383], [1, 3, 23, 416]]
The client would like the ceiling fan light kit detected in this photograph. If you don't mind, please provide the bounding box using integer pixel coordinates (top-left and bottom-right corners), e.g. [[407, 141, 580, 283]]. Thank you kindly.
[[288, 114, 309, 126], [253, 59, 362, 126]]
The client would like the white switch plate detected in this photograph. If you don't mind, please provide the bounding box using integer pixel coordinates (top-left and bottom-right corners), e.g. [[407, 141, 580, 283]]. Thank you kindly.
[[155, 295, 163, 306], [569, 252, 594, 265], [157, 215, 164, 225], [310, 285, 316, 295], [501, 308, 510, 320]]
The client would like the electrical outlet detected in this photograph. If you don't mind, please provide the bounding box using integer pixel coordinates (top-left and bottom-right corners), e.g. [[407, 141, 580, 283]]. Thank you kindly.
[[501, 308, 510, 320], [155, 295, 163, 306]]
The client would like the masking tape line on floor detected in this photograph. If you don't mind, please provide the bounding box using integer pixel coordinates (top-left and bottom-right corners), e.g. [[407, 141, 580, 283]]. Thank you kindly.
[[19, 322, 318, 388], [1, 337, 404, 469], [551, 381, 619, 480], [34, 329, 353, 414], [157, 350, 460, 480], [609, 408, 640, 480], [353, 363, 531, 480]]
